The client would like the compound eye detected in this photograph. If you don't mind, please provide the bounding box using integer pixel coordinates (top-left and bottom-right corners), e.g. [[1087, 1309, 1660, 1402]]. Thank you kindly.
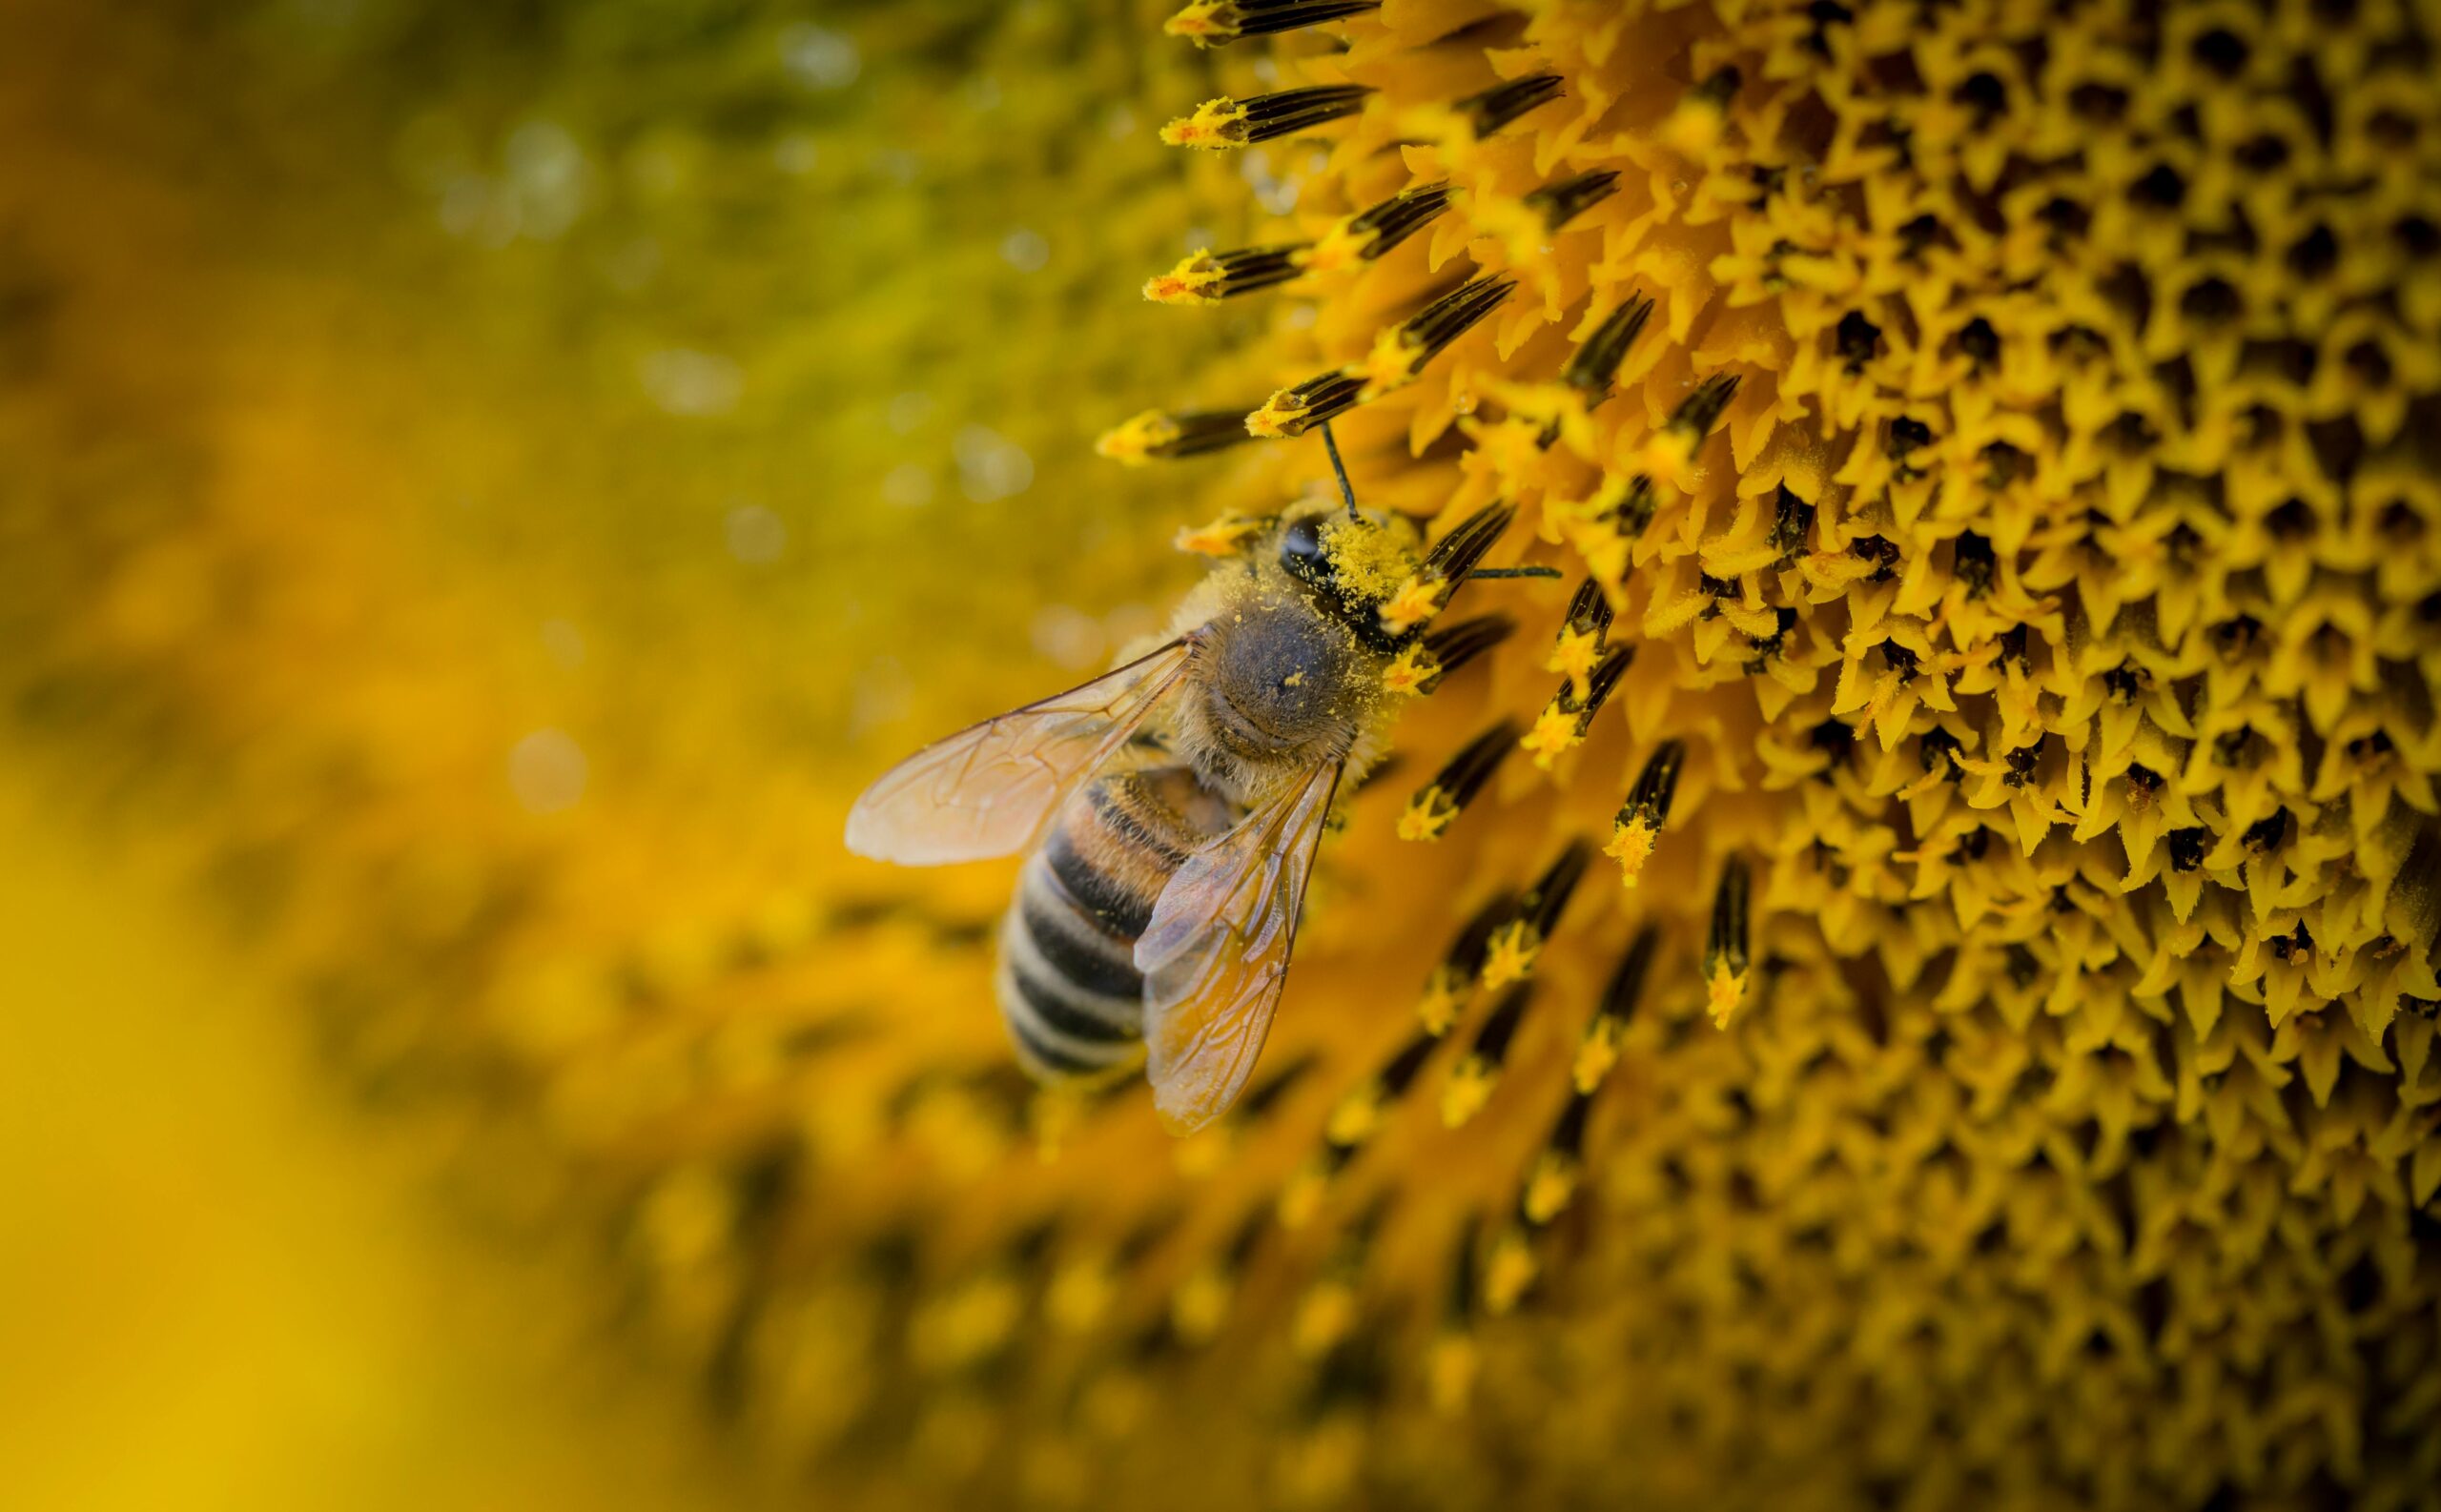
[[1280, 516, 1331, 582]]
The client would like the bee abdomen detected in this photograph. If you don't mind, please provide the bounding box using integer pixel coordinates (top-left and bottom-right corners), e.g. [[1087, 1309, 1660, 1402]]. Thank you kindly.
[[997, 877, 1143, 1081], [1040, 771, 1201, 935], [996, 770, 1220, 1086], [1020, 885, 1144, 1000]]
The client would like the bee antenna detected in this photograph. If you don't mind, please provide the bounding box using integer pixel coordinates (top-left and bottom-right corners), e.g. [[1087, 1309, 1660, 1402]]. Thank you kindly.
[[1467, 565, 1564, 580], [1321, 420, 1360, 521]]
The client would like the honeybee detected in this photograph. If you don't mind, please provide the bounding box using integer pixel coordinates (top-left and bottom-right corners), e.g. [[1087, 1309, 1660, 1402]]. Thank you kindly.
[[847, 464, 1528, 1133]]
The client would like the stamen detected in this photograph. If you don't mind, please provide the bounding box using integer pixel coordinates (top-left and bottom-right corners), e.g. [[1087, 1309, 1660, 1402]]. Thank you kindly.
[[1143, 244, 1312, 304], [1671, 372, 1744, 435], [1246, 371, 1364, 438], [1521, 1089, 1593, 1223], [1319, 1027, 1442, 1153], [1638, 374, 1742, 490], [1606, 739, 1686, 886], [1161, 85, 1374, 150], [1561, 295, 1655, 400], [1414, 613, 1514, 690], [1440, 980, 1533, 1127], [1605, 475, 1659, 538], [1097, 406, 1263, 463], [1359, 275, 1515, 398], [1415, 891, 1515, 1035], [1174, 512, 1265, 556], [1292, 1200, 1385, 1359], [1480, 840, 1595, 988], [1661, 65, 1742, 155], [1427, 1217, 1482, 1414], [1458, 73, 1564, 138], [1422, 501, 1515, 582], [1484, 1224, 1537, 1316], [1524, 169, 1620, 233], [1703, 857, 1752, 1027], [1172, 1209, 1268, 1340], [1164, 0, 1381, 47], [1399, 720, 1518, 841], [1545, 578, 1614, 701], [1379, 501, 1514, 635], [1298, 182, 1457, 274], [1573, 925, 1658, 1092], [1520, 646, 1631, 767]]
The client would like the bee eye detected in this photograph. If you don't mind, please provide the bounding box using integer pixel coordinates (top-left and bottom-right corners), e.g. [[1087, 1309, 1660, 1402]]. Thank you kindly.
[[1280, 517, 1332, 583]]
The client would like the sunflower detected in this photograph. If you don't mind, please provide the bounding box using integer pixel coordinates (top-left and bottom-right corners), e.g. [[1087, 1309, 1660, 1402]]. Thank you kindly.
[[5, 0, 2438, 1509]]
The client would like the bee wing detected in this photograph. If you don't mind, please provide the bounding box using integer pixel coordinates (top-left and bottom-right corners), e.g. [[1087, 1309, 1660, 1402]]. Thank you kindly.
[[1134, 757, 1343, 1134], [844, 639, 1196, 866]]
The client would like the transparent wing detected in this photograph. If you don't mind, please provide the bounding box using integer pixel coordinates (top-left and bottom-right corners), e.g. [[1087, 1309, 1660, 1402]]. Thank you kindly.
[[844, 640, 1194, 866], [1134, 757, 1343, 1134]]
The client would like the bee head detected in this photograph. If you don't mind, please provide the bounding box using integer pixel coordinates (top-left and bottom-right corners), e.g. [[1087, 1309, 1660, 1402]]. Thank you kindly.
[[1268, 500, 1419, 654]]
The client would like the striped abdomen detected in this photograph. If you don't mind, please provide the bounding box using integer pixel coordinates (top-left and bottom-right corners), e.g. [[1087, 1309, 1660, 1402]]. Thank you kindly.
[[996, 765, 1230, 1083]]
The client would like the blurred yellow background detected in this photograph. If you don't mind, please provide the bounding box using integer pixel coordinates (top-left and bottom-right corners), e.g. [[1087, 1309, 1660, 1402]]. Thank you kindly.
[[0, 776, 769, 1512], [0, 2, 1219, 1505]]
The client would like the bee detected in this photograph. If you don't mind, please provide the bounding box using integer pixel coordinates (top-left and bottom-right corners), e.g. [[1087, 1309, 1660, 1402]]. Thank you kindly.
[[846, 439, 1536, 1132]]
